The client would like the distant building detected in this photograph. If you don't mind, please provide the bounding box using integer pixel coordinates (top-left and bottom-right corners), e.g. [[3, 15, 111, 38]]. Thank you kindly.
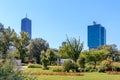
[[88, 22, 106, 49], [21, 16, 32, 39]]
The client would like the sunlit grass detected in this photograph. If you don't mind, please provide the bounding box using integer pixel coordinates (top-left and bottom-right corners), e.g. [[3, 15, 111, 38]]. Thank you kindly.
[[23, 68, 120, 80], [37, 72, 120, 80]]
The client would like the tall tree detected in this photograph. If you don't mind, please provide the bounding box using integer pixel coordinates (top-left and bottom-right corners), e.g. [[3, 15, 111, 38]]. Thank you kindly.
[[86, 49, 109, 69], [0, 26, 15, 59], [58, 37, 83, 62], [66, 37, 83, 62], [28, 38, 49, 64], [58, 45, 69, 58], [13, 32, 30, 62], [98, 44, 119, 61]]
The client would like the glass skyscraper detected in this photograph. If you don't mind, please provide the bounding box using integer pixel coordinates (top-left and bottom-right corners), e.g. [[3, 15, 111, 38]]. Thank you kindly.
[[88, 22, 106, 49], [21, 17, 32, 38]]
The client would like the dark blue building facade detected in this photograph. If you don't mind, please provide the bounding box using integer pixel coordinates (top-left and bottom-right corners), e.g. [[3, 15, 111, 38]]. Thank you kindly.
[[21, 17, 32, 38], [88, 23, 106, 49]]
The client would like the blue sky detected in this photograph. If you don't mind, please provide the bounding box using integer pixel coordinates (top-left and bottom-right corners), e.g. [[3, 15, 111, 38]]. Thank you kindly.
[[0, 0, 120, 50]]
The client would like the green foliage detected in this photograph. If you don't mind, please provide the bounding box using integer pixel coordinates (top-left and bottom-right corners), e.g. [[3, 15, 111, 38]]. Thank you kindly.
[[85, 49, 109, 69], [46, 49, 57, 65], [98, 44, 120, 61], [0, 26, 15, 59], [0, 53, 37, 80], [28, 38, 49, 64], [112, 62, 120, 71], [0, 62, 25, 80], [101, 58, 112, 71], [59, 36, 83, 62], [41, 51, 49, 70], [66, 36, 83, 62], [77, 51, 88, 68], [13, 32, 30, 62], [63, 60, 73, 72], [63, 60, 79, 72], [52, 67, 63, 72], [58, 45, 69, 58], [28, 64, 42, 68]]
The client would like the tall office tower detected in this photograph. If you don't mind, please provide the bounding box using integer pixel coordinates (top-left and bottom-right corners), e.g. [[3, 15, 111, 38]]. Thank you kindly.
[[88, 22, 106, 50], [21, 16, 32, 39]]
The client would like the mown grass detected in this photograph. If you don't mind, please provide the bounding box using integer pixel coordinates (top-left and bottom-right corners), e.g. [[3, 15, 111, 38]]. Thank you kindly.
[[23, 68, 120, 80], [37, 72, 120, 80]]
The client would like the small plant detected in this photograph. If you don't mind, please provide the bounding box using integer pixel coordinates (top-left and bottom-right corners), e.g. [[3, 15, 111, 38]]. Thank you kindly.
[[52, 67, 63, 72]]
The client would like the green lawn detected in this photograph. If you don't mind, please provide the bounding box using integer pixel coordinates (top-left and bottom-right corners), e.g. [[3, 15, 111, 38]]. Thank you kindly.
[[23, 68, 120, 80], [37, 72, 120, 80]]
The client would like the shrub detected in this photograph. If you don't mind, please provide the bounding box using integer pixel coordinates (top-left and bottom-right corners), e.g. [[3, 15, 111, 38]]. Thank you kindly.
[[63, 60, 79, 72], [77, 57, 85, 68], [79, 68, 85, 72], [28, 64, 42, 68], [98, 68, 105, 73], [63, 60, 72, 72], [112, 62, 120, 71], [41, 51, 49, 70], [0, 60, 37, 80], [101, 59, 112, 71], [71, 62, 79, 72], [52, 67, 63, 72]]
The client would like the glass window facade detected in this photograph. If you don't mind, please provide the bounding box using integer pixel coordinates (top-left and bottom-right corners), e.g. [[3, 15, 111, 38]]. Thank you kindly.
[[88, 24, 106, 49], [21, 17, 32, 39]]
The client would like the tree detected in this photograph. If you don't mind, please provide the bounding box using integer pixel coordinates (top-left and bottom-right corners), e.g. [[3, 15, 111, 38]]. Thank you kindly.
[[46, 49, 57, 65], [86, 49, 109, 69], [0, 50, 37, 80], [98, 44, 119, 61], [59, 37, 83, 62], [13, 32, 30, 62], [27, 38, 49, 64], [0, 26, 15, 59], [58, 45, 69, 58], [40, 51, 49, 69], [77, 50, 89, 68]]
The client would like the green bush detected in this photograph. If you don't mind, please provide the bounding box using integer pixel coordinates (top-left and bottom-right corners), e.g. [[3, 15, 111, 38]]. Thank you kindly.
[[0, 61, 37, 80], [28, 64, 42, 68], [112, 62, 120, 71], [77, 57, 85, 68], [98, 68, 105, 73], [63, 60, 79, 72], [79, 68, 84, 72], [52, 67, 63, 72], [63, 60, 72, 72]]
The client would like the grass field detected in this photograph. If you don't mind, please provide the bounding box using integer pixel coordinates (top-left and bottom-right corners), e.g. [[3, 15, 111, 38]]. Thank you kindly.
[[37, 72, 120, 80], [23, 68, 120, 80]]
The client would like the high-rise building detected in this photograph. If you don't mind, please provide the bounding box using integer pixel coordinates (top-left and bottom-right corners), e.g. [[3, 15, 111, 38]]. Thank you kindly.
[[21, 16, 32, 38], [88, 22, 106, 49]]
